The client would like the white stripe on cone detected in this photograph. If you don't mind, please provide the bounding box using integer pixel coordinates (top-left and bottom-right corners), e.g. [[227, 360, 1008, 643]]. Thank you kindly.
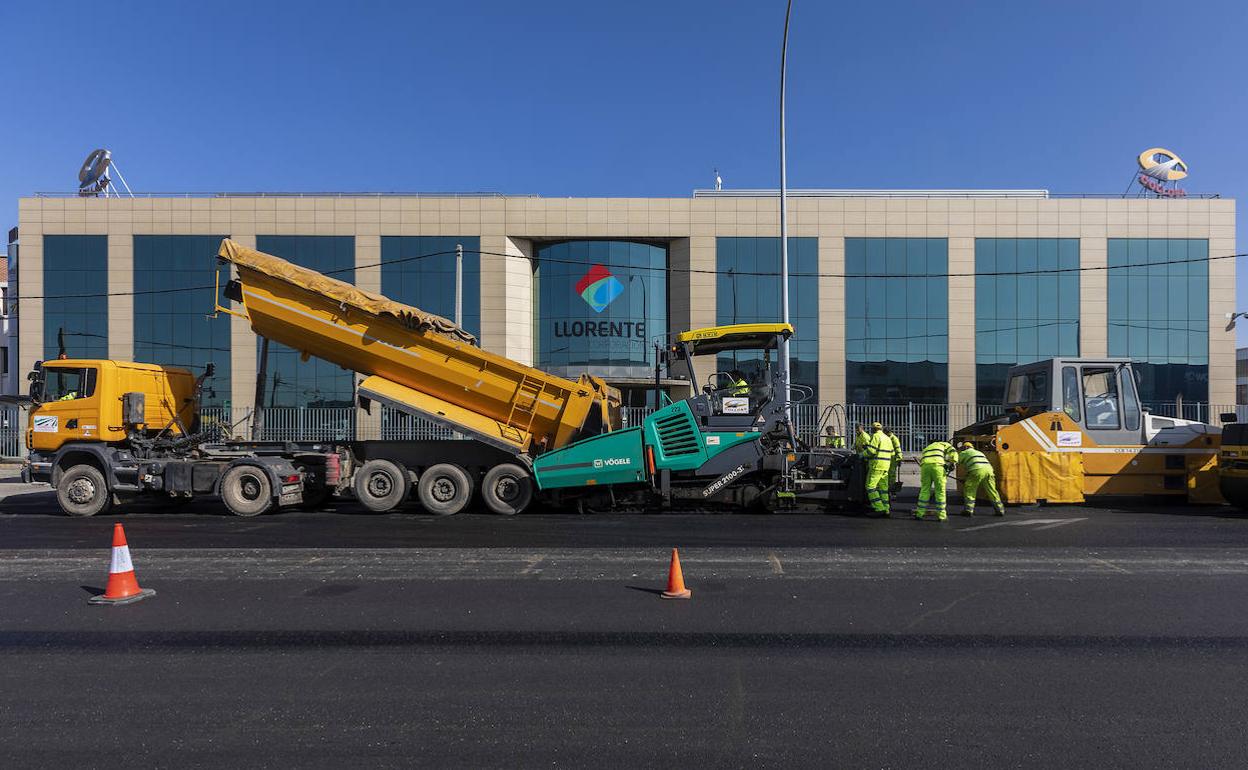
[[110, 545, 134, 575]]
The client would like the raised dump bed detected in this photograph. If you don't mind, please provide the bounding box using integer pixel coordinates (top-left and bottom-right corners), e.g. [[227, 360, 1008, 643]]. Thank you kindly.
[[217, 239, 620, 455]]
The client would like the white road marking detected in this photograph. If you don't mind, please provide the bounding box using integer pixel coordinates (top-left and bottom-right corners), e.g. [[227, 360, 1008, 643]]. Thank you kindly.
[[767, 551, 784, 575], [960, 518, 1070, 532], [1033, 518, 1088, 530]]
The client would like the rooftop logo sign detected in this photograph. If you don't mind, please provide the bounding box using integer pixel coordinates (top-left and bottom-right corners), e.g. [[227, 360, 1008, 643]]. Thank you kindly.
[[1136, 148, 1189, 197], [575, 264, 624, 313]]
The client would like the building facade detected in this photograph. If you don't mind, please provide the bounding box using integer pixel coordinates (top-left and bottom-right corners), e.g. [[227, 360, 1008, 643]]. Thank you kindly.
[[12, 191, 1238, 415]]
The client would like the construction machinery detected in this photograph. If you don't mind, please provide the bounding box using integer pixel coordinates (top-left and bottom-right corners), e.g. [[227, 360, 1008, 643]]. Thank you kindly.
[[24, 240, 864, 517], [1218, 420, 1248, 509], [953, 357, 1222, 504], [23, 359, 332, 517], [216, 240, 861, 513]]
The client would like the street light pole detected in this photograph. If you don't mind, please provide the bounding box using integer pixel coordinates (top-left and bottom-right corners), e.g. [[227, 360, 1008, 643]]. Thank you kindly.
[[778, 0, 793, 413]]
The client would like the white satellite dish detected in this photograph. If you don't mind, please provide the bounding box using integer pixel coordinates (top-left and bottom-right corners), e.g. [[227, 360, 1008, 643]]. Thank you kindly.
[[77, 148, 132, 197]]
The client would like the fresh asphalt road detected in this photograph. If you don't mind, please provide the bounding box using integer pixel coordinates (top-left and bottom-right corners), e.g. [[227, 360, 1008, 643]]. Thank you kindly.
[[3, 481, 1248, 767]]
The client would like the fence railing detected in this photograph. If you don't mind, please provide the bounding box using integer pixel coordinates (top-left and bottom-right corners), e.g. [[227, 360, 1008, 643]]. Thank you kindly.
[[3, 401, 1247, 461]]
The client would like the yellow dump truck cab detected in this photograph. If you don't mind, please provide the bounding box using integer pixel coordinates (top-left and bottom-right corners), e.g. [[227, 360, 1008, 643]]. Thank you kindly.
[[26, 359, 196, 454], [1218, 421, 1248, 509], [25, 358, 316, 518], [954, 357, 1221, 504]]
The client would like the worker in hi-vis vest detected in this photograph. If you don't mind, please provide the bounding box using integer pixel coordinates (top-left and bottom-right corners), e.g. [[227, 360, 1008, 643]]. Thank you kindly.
[[886, 428, 902, 491], [915, 439, 957, 521], [853, 424, 871, 457], [863, 422, 895, 517], [957, 441, 1005, 517]]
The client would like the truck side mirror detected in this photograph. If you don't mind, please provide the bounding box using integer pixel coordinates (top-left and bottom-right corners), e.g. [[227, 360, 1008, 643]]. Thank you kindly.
[[1221, 412, 1238, 424]]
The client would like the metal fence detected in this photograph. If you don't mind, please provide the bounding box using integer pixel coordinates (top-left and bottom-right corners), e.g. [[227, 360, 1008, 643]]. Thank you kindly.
[[4, 401, 1248, 461]]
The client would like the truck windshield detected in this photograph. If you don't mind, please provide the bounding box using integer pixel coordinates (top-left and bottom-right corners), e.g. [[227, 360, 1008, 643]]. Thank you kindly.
[[43, 367, 97, 401], [1005, 370, 1048, 407]]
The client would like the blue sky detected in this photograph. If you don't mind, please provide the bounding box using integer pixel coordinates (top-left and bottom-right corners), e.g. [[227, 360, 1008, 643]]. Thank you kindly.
[[3, 0, 1245, 327]]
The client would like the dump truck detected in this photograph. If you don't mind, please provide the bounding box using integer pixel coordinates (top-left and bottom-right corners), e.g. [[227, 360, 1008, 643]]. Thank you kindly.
[[23, 240, 863, 517], [22, 359, 337, 517], [953, 357, 1222, 504]]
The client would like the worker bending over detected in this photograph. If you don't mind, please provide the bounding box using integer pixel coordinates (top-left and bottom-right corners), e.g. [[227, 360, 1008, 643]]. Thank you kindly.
[[957, 441, 1005, 517], [863, 422, 896, 518], [915, 438, 957, 521]]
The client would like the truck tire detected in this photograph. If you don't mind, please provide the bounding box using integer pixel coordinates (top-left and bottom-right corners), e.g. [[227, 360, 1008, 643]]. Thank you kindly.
[[220, 465, 273, 517], [353, 459, 409, 512], [481, 463, 533, 515], [417, 463, 473, 516], [57, 464, 111, 517]]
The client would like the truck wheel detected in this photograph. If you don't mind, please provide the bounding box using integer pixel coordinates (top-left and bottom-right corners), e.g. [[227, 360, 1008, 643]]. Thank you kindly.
[[57, 465, 111, 518], [481, 463, 533, 515], [353, 459, 409, 512], [418, 463, 473, 516], [220, 465, 273, 517]]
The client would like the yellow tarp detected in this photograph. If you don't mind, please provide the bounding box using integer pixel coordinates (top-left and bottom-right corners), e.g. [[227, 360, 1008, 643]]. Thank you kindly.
[[217, 239, 477, 345], [996, 451, 1086, 504]]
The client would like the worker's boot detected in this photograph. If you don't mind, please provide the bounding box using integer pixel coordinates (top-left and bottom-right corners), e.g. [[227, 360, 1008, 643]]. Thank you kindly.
[[961, 507, 974, 517], [913, 511, 925, 520], [993, 502, 1005, 517]]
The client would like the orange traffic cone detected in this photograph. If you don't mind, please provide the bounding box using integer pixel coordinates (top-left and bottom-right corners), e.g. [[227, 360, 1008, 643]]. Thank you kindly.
[[88, 523, 156, 606], [661, 548, 692, 600]]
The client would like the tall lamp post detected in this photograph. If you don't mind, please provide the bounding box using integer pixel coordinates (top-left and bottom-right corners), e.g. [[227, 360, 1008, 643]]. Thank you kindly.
[[778, 0, 793, 414]]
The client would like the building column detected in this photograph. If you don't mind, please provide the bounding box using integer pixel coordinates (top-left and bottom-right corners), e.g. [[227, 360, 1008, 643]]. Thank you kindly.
[[16, 234, 43, 377], [229, 234, 258, 422], [1208, 203, 1237, 405], [817, 235, 845, 406], [668, 236, 717, 391], [1079, 237, 1108, 358], [354, 234, 381, 439], [107, 234, 134, 361], [478, 235, 533, 366], [947, 236, 975, 416]]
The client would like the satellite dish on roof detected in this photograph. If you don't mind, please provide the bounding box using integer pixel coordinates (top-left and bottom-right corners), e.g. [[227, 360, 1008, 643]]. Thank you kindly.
[[76, 148, 132, 198]]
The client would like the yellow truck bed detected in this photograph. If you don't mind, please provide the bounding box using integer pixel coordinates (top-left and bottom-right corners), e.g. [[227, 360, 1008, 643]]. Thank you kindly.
[[217, 240, 619, 454]]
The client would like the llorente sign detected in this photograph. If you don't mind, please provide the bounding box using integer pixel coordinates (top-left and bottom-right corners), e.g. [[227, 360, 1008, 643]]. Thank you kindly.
[[1137, 148, 1188, 198]]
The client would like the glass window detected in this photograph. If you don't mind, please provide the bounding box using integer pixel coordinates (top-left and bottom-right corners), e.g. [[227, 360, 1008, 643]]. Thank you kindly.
[[1062, 366, 1081, 422], [43, 235, 109, 361], [133, 236, 232, 406], [537, 240, 667, 384], [381, 236, 481, 339], [716, 238, 817, 394], [1005, 370, 1048, 406], [1083, 367, 1120, 430], [1106, 239, 1209, 405], [844, 238, 947, 404], [1121, 367, 1140, 432], [975, 239, 1079, 405], [255, 236, 356, 408], [44, 366, 97, 401]]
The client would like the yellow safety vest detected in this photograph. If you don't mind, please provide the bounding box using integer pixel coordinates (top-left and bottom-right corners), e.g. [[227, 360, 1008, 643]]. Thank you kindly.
[[921, 441, 956, 467], [959, 448, 994, 475], [865, 431, 894, 466]]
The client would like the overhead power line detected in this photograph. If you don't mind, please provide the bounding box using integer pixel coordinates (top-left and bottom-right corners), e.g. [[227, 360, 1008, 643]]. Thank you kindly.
[[13, 246, 1246, 302]]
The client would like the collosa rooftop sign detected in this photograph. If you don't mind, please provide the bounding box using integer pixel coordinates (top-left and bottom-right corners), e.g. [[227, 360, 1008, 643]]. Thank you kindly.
[[1136, 147, 1188, 198]]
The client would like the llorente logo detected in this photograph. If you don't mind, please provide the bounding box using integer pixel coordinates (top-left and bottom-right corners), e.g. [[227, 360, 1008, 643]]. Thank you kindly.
[[575, 264, 624, 313]]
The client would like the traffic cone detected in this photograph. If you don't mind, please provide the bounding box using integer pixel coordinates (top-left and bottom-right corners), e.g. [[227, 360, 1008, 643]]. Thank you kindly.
[[88, 523, 156, 606], [661, 548, 692, 600]]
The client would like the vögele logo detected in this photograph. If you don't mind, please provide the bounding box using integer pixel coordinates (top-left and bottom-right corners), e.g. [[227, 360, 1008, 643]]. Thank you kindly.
[[575, 264, 624, 314]]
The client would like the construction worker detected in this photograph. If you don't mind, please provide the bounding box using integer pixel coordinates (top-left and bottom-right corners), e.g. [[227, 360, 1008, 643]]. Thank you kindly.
[[886, 428, 902, 492], [853, 424, 870, 457], [728, 370, 750, 396], [957, 441, 1005, 517], [915, 438, 957, 521], [863, 422, 895, 518]]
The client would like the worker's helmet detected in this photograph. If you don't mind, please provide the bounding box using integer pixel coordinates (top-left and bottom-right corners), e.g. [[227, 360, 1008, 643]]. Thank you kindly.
[[871, 421, 882, 430], [957, 441, 972, 450]]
